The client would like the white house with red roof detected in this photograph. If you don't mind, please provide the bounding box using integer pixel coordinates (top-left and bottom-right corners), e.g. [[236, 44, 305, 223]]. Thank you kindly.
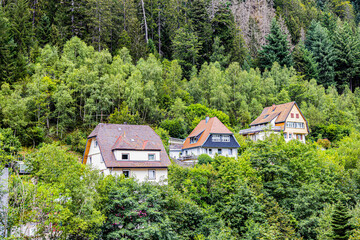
[[239, 102, 309, 143], [182, 116, 240, 159], [82, 123, 171, 183]]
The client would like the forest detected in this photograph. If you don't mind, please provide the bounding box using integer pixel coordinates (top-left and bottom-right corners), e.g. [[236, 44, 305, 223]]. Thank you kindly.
[[1, 0, 360, 238]]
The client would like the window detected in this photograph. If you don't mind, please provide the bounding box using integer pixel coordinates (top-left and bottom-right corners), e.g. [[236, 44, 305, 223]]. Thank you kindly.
[[88, 156, 92, 164], [291, 113, 294, 118], [272, 107, 276, 112], [94, 140, 98, 148], [148, 170, 156, 180], [296, 114, 299, 118], [209, 149, 212, 154], [264, 114, 269, 119], [300, 135, 303, 140], [190, 137, 197, 144], [289, 133, 292, 139], [148, 154, 155, 161], [212, 134, 221, 142], [122, 153, 129, 160], [122, 170, 130, 178], [284, 133, 287, 139], [222, 135, 230, 142], [228, 149, 232, 155], [218, 149, 222, 154], [286, 122, 305, 129]]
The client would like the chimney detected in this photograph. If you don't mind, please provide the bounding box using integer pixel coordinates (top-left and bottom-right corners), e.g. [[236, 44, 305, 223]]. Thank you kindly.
[[205, 116, 209, 123]]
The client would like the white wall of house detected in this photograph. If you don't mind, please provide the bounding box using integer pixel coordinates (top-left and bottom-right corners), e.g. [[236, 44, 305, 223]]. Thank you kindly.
[[111, 168, 168, 183], [113, 150, 161, 161], [87, 138, 107, 171], [169, 149, 182, 159], [183, 147, 237, 158]]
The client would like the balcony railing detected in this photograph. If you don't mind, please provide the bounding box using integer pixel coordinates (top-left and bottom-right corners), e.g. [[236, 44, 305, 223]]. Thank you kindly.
[[239, 125, 282, 135]]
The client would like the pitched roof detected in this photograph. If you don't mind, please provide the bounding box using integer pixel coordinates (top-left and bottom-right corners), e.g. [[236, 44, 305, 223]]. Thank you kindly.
[[86, 123, 170, 168], [250, 102, 295, 126], [182, 117, 233, 149]]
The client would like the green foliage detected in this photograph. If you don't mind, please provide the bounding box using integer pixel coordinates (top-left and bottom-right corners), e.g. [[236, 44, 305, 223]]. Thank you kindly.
[[160, 118, 187, 138], [259, 18, 293, 70], [332, 201, 353, 240], [197, 154, 212, 165]]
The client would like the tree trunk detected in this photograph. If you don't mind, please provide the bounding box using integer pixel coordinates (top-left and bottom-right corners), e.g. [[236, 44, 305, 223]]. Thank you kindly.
[[141, 0, 149, 43]]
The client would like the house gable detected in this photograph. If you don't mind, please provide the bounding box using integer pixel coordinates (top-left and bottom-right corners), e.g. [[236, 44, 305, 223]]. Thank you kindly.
[[282, 104, 309, 134]]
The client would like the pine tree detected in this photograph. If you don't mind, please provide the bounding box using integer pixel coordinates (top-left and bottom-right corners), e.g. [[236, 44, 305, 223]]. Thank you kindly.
[[172, 26, 201, 78], [331, 201, 352, 240], [188, 0, 212, 63], [210, 37, 230, 69], [332, 20, 360, 91], [305, 20, 337, 88], [293, 41, 319, 80], [258, 18, 292, 70]]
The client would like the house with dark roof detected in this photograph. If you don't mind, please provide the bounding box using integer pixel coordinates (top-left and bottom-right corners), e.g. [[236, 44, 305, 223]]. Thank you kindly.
[[182, 116, 240, 159], [239, 102, 309, 142], [82, 123, 171, 183]]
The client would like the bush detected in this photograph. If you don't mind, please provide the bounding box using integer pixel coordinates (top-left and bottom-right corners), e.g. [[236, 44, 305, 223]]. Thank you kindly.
[[64, 129, 87, 154], [198, 154, 212, 165]]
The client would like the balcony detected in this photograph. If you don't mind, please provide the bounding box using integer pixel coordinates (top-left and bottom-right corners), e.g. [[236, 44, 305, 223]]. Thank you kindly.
[[239, 125, 282, 135]]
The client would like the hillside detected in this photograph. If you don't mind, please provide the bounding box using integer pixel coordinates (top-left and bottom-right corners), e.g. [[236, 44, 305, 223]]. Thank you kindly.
[[1, 0, 360, 238]]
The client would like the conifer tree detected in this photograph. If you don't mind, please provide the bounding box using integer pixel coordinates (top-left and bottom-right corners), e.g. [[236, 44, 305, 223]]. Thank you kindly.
[[210, 37, 230, 69], [305, 20, 337, 88], [188, 0, 212, 63], [293, 42, 319, 80], [258, 18, 292, 70], [332, 20, 360, 91], [331, 201, 352, 240]]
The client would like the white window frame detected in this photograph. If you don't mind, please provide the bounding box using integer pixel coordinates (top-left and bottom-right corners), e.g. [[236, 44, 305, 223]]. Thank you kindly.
[[148, 170, 156, 180], [212, 134, 221, 142], [94, 140, 98, 148], [228, 149, 232, 155], [148, 154, 155, 161], [222, 135, 230, 142]]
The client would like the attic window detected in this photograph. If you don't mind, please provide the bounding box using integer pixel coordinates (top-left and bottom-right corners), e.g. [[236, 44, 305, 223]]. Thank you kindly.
[[296, 114, 299, 118], [263, 115, 269, 119], [94, 140, 98, 148], [122, 154, 129, 160], [212, 135, 221, 142], [291, 113, 294, 118]]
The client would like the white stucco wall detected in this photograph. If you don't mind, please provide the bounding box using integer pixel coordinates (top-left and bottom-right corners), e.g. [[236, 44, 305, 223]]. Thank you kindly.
[[111, 168, 168, 183], [86, 138, 107, 171], [169, 150, 182, 159], [113, 150, 161, 161], [183, 147, 237, 158]]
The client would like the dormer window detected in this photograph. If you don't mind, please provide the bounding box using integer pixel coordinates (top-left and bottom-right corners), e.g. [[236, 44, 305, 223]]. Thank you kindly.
[[148, 154, 155, 161], [222, 135, 230, 142], [122, 153, 129, 160], [212, 134, 221, 142], [190, 137, 197, 144]]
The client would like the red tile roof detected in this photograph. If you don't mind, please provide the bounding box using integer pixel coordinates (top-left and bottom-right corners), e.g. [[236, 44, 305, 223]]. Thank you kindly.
[[250, 102, 295, 126], [182, 117, 233, 149], [86, 123, 170, 168]]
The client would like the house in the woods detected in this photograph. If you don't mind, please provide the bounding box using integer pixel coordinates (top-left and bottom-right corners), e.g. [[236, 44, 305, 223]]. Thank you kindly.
[[239, 102, 309, 143], [83, 123, 171, 183], [182, 116, 240, 159], [168, 137, 184, 159]]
